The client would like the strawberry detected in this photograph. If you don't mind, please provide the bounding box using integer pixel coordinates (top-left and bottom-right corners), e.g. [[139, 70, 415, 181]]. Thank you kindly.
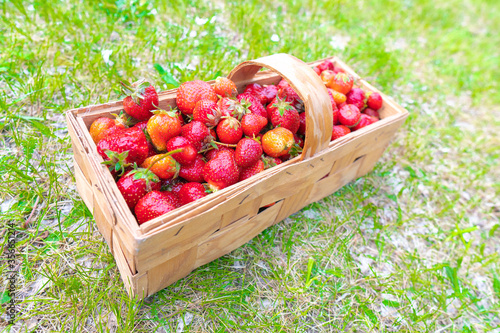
[[140, 152, 179, 180], [267, 96, 300, 134], [262, 127, 294, 158], [204, 145, 233, 161], [205, 143, 234, 161], [367, 92, 383, 110], [117, 168, 161, 209], [121, 79, 159, 121], [261, 85, 278, 104], [298, 112, 306, 135], [193, 100, 221, 127], [327, 89, 340, 125], [237, 93, 267, 118], [241, 113, 267, 137], [214, 77, 238, 98], [97, 127, 149, 174], [331, 125, 351, 140], [316, 59, 335, 73], [161, 178, 186, 194], [147, 109, 182, 151], [328, 88, 346, 106], [176, 80, 217, 115], [363, 108, 380, 119], [135, 190, 180, 225], [133, 120, 157, 157], [294, 133, 304, 148], [339, 104, 361, 127], [219, 97, 247, 119], [234, 138, 263, 168], [352, 114, 378, 131], [262, 155, 282, 169], [313, 67, 321, 75], [277, 79, 302, 109], [178, 182, 207, 205], [239, 159, 265, 181], [166, 136, 198, 165], [178, 154, 205, 182], [89, 114, 128, 144], [181, 120, 211, 151], [216, 117, 242, 144], [330, 73, 354, 95], [320, 70, 336, 87], [203, 150, 240, 190], [346, 87, 366, 110], [243, 83, 267, 104]]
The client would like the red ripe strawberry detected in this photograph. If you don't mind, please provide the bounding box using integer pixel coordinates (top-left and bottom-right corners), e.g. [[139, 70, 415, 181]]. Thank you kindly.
[[166, 136, 198, 165], [346, 87, 366, 110], [121, 80, 159, 121], [261, 85, 278, 104], [367, 92, 383, 110], [331, 125, 351, 140], [237, 93, 267, 118], [135, 190, 180, 225], [178, 182, 207, 206], [176, 80, 217, 115], [352, 114, 378, 131], [316, 59, 335, 73], [89, 114, 128, 144], [117, 169, 161, 209], [161, 178, 185, 194], [179, 154, 205, 182], [243, 83, 267, 105], [339, 104, 361, 127], [239, 159, 265, 181], [203, 150, 240, 191], [262, 155, 282, 169], [133, 121, 157, 157], [294, 133, 304, 148], [181, 120, 211, 151], [214, 77, 238, 98], [205, 145, 233, 161], [97, 127, 149, 174], [218, 97, 247, 120], [267, 97, 300, 134], [277, 79, 302, 108], [235, 138, 263, 168], [363, 108, 380, 119], [313, 67, 321, 75], [327, 89, 340, 125], [193, 100, 221, 127], [147, 109, 182, 151], [298, 112, 306, 135], [338, 102, 347, 109], [241, 113, 267, 137], [216, 117, 242, 144]]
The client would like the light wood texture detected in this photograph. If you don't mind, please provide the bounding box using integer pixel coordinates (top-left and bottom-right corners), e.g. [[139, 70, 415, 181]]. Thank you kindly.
[[67, 54, 409, 299]]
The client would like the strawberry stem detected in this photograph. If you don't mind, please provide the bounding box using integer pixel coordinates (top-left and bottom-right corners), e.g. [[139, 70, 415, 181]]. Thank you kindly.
[[145, 148, 184, 172]]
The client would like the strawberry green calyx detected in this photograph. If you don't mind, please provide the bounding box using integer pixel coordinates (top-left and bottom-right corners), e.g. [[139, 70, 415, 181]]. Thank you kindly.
[[120, 79, 152, 105], [288, 143, 303, 158], [102, 150, 131, 175], [151, 105, 179, 118], [111, 110, 133, 127], [128, 167, 160, 192], [221, 115, 240, 129], [271, 96, 294, 117]]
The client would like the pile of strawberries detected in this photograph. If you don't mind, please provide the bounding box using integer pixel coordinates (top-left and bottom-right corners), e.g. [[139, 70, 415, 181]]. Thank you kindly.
[[88, 59, 383, 225]]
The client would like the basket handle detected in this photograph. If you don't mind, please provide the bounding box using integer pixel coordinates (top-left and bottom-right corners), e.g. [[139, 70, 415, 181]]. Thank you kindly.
[[228, 53, 332, 160]]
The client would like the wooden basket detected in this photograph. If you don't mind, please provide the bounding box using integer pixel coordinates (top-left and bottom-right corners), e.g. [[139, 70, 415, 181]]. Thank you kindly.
[[65, 53, 408, 299]]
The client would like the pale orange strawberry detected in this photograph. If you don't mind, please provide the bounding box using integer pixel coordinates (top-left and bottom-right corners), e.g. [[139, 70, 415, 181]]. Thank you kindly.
[[262, 127, 294, 158]]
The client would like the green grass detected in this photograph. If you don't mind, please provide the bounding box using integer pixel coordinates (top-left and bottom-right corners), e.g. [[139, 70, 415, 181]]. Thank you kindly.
[[1, 0, 499, 331]]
